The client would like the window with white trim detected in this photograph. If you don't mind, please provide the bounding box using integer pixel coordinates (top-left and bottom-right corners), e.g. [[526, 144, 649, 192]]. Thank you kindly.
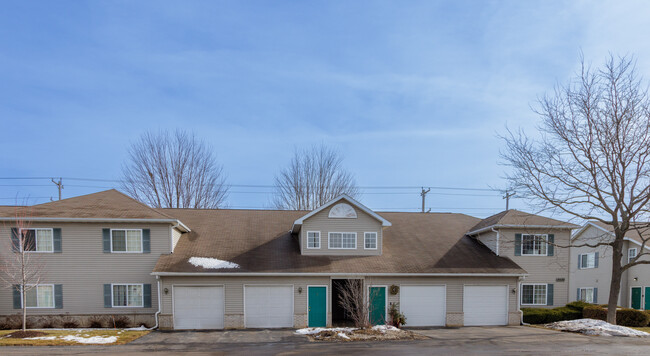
[[24, 285, 54, 308], [521, 284, 547, 305], [111, 229, 142, 253], [579, 252, 596, 269], [579, 288, 594, 303], [521, 234, 548, 256], [112, 284, 143, 307], [628, 248, 638, 264], [307, 231, 320, 249], [364, 232, 377, 249], [20, 228, 53, 252], [329, 232, 356, 249]]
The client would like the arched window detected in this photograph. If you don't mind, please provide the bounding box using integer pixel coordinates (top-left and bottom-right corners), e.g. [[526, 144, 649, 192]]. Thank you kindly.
[[328, 203, 357, 218]]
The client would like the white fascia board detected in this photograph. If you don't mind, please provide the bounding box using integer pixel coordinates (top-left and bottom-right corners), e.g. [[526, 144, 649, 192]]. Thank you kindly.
[[0, 217, 191, 232], [152, 272, 527, 277], [290, 194, 392, 234], [467, 224, 577, 236]]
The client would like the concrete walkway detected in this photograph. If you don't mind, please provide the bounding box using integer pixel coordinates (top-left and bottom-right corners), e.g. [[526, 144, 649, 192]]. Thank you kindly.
[[1, 326, 649, 355]]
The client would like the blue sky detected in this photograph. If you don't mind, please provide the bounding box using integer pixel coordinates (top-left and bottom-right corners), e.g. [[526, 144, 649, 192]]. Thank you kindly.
[[1, 0, 649, 218]]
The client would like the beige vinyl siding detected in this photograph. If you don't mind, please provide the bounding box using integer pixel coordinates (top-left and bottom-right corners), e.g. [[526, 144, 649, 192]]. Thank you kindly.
[[475, 231, 498, 255], [498, 228, 571, 308], [300, 205, 383, 256], [0, 222, 170, 316], [624, 240, 650, 308]]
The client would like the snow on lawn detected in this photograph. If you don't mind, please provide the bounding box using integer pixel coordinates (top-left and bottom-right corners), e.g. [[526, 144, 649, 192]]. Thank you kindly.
[[372, 325, 399, 333], [61, 335, 118, 344], [189, 257, 240, 269], [295, 327, 357, 335], [546, 319, 650, 337]]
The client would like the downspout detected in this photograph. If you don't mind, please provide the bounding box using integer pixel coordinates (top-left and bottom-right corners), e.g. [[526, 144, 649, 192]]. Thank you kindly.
[[153, 275, 162, 329], [491, 227, 500, 256]]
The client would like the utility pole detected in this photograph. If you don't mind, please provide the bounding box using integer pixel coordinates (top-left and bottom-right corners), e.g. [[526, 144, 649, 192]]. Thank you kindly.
[[420, 187, 431, 213], [503, 190, 515, 210], [51, 178, 63, 200]]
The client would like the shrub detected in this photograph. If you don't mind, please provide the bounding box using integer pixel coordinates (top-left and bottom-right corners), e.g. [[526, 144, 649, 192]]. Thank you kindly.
[[0, 315, 23, 330], [112, 315, 131, 328], [583, 305, 650, 327], [61, 316, 80, 329], [388, 303, 406, 328], [88, 315, 106, 328], [566, 301, 590, 313], [522, 307, 582, 324], [38, 316, 61, 328]]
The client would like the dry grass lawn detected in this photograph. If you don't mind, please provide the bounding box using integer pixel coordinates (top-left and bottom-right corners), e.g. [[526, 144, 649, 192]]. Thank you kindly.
[[0, 329, 150, 346], [632, 327, 650, 333]]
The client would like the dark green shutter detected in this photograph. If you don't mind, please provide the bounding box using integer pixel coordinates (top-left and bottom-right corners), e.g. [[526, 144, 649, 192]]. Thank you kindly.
[[53, 228, 62, 253], [54, 284, 63, 309], [593, 288, 598, 304], [12, 285, 21, 309], [594, 252, 599, 268], [546, 284, 554, 306], [143, 284, 152, 308], [102, 229, 111, 253], [577, 288, 580, 301], [578, 254, 582, 269], [142, 229, 150, 253], [104, 284, 112, 308], [11, 228, 19, 252], [514, 234, 522, 256], [547, 234, 554, 256]]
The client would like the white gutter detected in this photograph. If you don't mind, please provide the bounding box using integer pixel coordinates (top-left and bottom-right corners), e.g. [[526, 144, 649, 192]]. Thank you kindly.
[[492, 227, 500, 256], [0, 217, 191, 232], [151, 272, 528, 277], [153, 276, 162, 329], [468, 224, 577, 236]]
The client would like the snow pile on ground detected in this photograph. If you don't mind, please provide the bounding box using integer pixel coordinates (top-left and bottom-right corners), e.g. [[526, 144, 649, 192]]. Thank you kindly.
[[125, 325, 149, 331], [61, 335, 118, 344], [372, 325, 399, 333], [337, 332, 350, 340], [188, 257, 240, 269], [295, 327, 356, 335], [546, 319, 650, 337], [24, 336, 57, 340]]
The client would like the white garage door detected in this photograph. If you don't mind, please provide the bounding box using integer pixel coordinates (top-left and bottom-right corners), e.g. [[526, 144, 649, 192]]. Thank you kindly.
[[400, 285, 446, 326], [174, 286, 224, 329], [245, 286, 294, 328], [463, 286, 508, 326]]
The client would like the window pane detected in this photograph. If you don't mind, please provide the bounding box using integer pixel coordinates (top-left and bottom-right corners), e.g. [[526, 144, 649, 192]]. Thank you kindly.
[[585, 289, 593, 303], [533, 285, 547, 304], [342, 233, 355, 248], [537, 236, 547, 255], [112, 230, 126, 252], [113, 285, 127, 306], [330, 233, 342, 248], [25, 288, 38, 307], [128, 285, 143, 307], [365, 233, 377, 249], [307, 232, 319, 248], [36, 230, 53, 252], [587, 253, 595, 268], [38, 285, 54, 308], [23, 230, 36, 251], [126, 230, 142, 252], [522, 285, 533, 304], [522, 235, 534, 255]]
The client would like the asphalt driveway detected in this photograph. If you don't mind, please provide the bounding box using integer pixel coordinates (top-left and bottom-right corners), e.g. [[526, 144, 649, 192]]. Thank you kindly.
[[1, 326, 649, 355]]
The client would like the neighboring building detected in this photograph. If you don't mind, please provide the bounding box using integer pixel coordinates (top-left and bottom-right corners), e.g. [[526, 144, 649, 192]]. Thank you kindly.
[[0, 190, 576, 329], [570, 221, 650, 309], [466, 210, 578, 309]]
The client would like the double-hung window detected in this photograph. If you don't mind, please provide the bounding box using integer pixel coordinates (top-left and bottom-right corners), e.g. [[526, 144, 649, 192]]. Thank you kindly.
[[579, 252, 596, 269], [521, 234, 548, 256], [579, 287, 594, 303], [329, 232, 356, 249], [364, 232, 377, 249], [20, 228, 53, 252], [111, 229, 142, 253], [24, 285, 54, 308], [521, 284, 547, 305], [307, 231, 320, 249], [112, 284, 143, 307], [628, 248, 638, 264]]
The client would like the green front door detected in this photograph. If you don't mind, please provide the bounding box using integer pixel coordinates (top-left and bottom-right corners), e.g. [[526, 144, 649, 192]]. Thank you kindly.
[[631, 287, 642, 310], [308, 286, 327, 327], [369, 286, 386, 325], [645, 287, 650, 310]]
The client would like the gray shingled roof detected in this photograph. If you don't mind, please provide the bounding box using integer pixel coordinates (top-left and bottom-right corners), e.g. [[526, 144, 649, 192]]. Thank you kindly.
[[468, 209, 578, 234]]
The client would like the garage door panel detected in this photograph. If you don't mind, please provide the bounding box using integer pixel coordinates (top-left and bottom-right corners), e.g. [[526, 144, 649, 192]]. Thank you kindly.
[[464, 286, 508, 326], [400, 286, 446, 326], [245, 286, 293, 328], [174, 286, 224, 330]]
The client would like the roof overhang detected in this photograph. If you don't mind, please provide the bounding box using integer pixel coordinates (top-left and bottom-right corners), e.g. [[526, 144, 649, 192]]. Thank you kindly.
[[290, 194, 391, 234], [572, 221, 649, 250], [0, 217, 191, 232], [467, 224, 577, 236], [152, 272, 527, 277]]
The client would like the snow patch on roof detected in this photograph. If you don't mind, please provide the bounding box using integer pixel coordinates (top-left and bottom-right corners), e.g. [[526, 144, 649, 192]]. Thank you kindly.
[[188, 257, 240, 269]]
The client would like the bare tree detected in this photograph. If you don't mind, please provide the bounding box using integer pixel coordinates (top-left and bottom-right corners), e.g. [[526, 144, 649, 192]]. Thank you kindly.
[[337, 279, 383, 328], [0, 207, 46, 331], [501, 54, 650, 324], [121, 129, 229, 209], [274, 144, 359, 210]]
